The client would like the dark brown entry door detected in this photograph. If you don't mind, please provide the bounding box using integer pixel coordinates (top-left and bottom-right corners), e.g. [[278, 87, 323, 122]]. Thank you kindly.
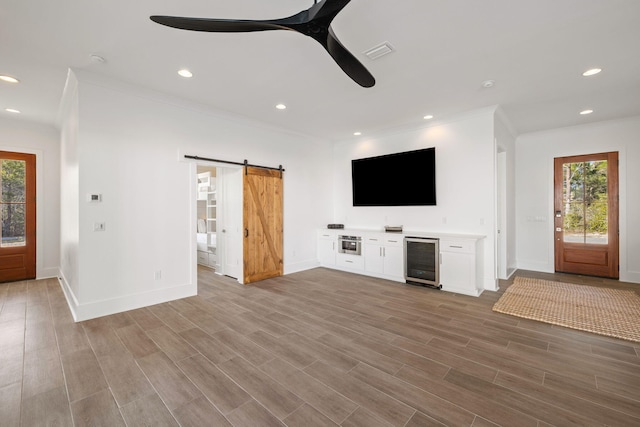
[[243, 167, 283, 284], [554, 152, 618, 278], [0, 151, 36, 282]]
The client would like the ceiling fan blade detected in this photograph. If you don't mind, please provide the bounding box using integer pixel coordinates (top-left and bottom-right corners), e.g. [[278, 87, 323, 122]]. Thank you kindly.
[[150, 0, 377, 88], [150, 15, 288, 32], [309, 0, 352, 20], [325, 28, 375, 88]]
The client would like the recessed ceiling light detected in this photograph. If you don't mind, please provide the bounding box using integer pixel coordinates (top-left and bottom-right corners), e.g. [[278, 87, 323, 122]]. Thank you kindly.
[[178, 69, 193, 78], [5, 108, 21, 114], [275, 104, 287, 110], [353, 132, 362, 136], [0, 75, 20, 84], [481, 79, 495, 88], [580, 109, 594, 115], [423, 115, 434, 120], [582, 68, 602, 77]]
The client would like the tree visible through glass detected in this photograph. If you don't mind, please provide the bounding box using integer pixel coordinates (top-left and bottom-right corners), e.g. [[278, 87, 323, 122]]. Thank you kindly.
[[1, 159, 27, 247], [562, 160, 608, 244]]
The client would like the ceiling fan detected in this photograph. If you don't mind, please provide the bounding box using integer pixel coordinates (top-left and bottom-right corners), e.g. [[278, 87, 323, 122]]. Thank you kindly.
[[150, 0, 375, 87]]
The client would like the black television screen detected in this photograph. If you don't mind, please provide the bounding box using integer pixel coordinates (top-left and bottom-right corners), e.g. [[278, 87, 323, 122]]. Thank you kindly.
[[352, 147, 436, 206]]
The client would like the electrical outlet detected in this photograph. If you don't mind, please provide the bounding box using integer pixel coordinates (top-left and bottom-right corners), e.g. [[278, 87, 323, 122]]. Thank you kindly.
[[154, 270, 162, 280]]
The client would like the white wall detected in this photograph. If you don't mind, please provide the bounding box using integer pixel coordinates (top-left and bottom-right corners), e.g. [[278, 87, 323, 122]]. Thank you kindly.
[[0, 115, 60, 279], [59, 71, 80, 301], [331, 108, 498, 291], [516, 116, 640, 283], [59, 69, 333, 321], [495, 109, 518, 278]]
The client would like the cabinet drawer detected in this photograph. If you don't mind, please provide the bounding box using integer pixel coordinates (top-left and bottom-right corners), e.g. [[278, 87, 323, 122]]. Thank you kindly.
[[364, 234, 384, 244], [383, 236, 403, 247], [197, 251, 209, 264], [440, 239, 475, 254], [208, 253, 217, 266], [336, 254, 364, 270], [318, 230, 337, 240]]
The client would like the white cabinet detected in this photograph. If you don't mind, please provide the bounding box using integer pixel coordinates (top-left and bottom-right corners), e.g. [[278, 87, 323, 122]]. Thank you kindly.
[[383, 244, 404, 278], [439, 238, 483, 296], [317, 230, 337, 267], [364, 243, 384, 274], [363, 234, 404, 280], [316, 229, 485, 296]]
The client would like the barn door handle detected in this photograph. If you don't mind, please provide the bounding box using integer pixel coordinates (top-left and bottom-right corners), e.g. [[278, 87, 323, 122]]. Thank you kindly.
[[244, 228, 249, 237]]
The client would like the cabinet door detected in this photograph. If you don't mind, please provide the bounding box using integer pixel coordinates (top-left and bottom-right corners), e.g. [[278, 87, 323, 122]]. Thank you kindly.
[[440, 251, 474, 291], [364, 244, 384, 274], [318, 238, 336, 266], [383, 245, 404, 278]]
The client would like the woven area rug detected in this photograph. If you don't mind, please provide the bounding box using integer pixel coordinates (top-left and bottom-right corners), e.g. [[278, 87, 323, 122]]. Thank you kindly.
[[493, 277, 640, 343]]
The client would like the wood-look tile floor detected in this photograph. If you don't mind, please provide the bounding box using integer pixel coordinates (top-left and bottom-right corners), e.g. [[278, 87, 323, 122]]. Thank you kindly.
[[1, 267, 639, 426]]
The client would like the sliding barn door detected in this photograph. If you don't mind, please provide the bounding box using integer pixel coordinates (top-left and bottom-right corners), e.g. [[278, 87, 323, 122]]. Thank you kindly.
[[243, 167, 283, 284], [0, 151, 36, 282]]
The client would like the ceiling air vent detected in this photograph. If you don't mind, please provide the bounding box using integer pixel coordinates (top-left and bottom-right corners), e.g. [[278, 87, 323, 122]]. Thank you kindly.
[[364, 42, 395, 60]]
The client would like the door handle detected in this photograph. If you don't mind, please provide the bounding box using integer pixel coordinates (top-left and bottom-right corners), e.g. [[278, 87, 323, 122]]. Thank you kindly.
[[244, 228, 249, 237]]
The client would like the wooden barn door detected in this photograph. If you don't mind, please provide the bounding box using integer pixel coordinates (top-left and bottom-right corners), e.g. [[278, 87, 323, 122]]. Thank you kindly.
[[554, 152, 619, 278], [243, 167, 283, 284], [0, 151, 36, 282]]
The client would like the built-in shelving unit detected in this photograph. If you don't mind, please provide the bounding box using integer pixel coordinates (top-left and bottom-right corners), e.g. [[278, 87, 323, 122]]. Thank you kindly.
[[197, 171, 217, 268]]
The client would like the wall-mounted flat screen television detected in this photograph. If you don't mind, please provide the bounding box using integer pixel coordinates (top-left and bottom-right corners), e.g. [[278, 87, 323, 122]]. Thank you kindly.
[[352, 147, 436, 206]]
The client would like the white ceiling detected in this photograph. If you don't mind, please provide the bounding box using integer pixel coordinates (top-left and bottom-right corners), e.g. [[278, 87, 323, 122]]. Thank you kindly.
[[2, 0, 640, 140]]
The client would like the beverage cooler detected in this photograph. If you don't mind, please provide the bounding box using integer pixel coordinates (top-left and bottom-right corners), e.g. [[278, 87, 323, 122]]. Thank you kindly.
[[404, 237, 440, 288]]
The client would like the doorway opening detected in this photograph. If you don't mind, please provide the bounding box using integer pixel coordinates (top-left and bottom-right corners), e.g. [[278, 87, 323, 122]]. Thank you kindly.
[[195, 164, 244, 284], [192, 159, 284, 287], [196, 166, 217, 272]]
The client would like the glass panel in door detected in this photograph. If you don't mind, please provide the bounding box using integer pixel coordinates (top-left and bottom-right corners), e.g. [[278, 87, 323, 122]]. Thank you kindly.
[[1, 159, 27, 247], [562, 160, 608, 245]]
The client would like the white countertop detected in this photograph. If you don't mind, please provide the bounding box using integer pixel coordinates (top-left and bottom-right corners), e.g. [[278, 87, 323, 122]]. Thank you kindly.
[[323, 228, 485, 240]]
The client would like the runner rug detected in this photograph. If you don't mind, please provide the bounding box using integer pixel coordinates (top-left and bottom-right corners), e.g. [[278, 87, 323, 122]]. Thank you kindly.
[[492, 276, 640, 343]]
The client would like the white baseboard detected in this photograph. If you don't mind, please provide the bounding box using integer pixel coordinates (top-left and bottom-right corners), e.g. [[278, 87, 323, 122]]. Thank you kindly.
[[57, 269, 197, 322], [57, 269, 81, 322]]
